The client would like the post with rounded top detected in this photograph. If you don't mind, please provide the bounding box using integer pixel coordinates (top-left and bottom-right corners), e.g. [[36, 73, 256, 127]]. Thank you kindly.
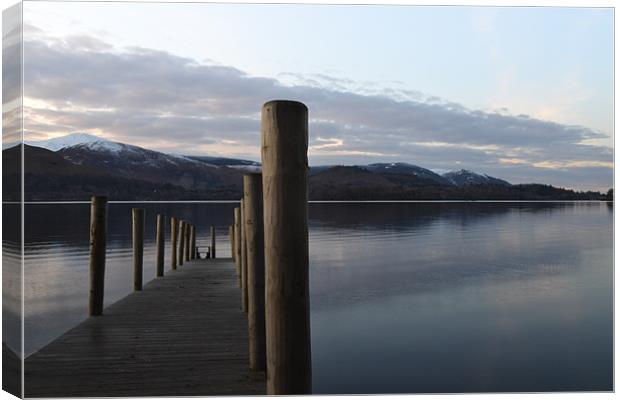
[[156, 214, 165, 277], [132, 208, 145, 291], [211, 226, 216, 259], [244, 173, 266, 371], [262, 100, 311, 394], [184, 223, 191, 261], [234, 208, 241, 285], [171, 217, 178, 270], [89, 195, 107, 316], [190, 225, 196, 260], [178, 221, 185, 266], [241, 198, 248, 313]]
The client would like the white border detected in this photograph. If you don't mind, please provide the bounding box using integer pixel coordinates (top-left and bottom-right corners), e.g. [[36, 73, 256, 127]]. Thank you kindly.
[[0, 1, 616, 400]]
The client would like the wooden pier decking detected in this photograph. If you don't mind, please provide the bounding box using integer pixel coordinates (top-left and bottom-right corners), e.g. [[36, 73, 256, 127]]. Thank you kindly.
[[24, 258, 266, 398]]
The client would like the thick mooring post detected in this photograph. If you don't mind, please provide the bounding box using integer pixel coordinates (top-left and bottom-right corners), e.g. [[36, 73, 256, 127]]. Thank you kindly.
[[132, 208, 145, 291], [229, 225, 234, 261], [89, 196, 107, 316], [244, 173, 266, 371], [262, 100, 311, 394], [156, 214, 165, 277], [184, 223, 191, 262], [171, 217, 178, 270], [234, 207, 241, 286], [211, 226, 216, 259], [190, 225, 196, 260], [241, 198, 248, 313], [178, 221, 185, 266]]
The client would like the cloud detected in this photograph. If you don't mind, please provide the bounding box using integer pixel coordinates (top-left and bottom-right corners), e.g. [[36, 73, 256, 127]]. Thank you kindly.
[[2, 9, 23, 149], [21, 28, 613, 191]]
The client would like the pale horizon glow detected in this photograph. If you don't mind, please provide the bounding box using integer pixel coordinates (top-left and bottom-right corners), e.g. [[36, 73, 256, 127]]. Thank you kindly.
[[16, 2, 614, 191]]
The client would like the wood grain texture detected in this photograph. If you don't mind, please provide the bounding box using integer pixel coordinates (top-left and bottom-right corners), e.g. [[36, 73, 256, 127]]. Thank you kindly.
[[132, 208, 145, 291], [241, 198, 248, 313], [190, 225, 196, 260], [261, 100, 312, 394], [156, 214, 165, 277], [170, 217, 178, 270], [25, 258, 265, 397], [234, 208, 241, 286], [211, 225, 216, 259], [178, 220, 185, 266], [243, 173, 266, 372], [89, 196, 107, 316]]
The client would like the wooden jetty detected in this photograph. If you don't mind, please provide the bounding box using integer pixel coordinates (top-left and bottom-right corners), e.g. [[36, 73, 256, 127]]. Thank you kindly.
[[21, 100, 310, 397], [24, 258, 265, 397]]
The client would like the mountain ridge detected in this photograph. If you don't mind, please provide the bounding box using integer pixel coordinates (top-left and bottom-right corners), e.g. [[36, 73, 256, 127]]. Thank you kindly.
[[11, 134, 608, 201]]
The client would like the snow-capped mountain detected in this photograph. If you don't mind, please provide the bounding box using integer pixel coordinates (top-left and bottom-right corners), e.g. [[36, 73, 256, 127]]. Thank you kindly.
[[442, 169, 511, 187], [27, 133, 256, 171], [25, 133, 105, 151], [23, 133, 516, 198], [56, 141, 242, 191]]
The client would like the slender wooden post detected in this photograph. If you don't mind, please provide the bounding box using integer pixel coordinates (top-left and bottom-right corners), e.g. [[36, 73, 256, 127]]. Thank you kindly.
[[229, 225, 234, 260], [190, 224, 196, 260], [132, 208, 145, 291], [234, 208, 241, 286], [178, 220, 185, 266], [156, 214, 165, 277], [244, 173, 266, 371], [262, 100, 311, 394], [241, 198, 248, 313], [192, 225, 197, 259], [89, 195, 107, 316], [211, 226, 216, 259], [171, 217, 178, 270], [184, 223, 191, 261]]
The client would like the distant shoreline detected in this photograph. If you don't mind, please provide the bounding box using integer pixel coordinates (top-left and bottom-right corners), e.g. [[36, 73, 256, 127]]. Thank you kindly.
[[4, 199, 613, 205]]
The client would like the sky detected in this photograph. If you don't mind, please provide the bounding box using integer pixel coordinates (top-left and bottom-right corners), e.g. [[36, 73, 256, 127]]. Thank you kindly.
[[9, 2, 614, 191]]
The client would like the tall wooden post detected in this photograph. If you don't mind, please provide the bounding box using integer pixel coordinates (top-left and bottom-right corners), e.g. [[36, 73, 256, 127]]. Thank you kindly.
[[89, 196, 107, 316], [262, 100, 311, 394], [244, 173, 266, 371], [132, 208, 145, 291], [171, 217, 178, 270], [234, 207, 241, 286], [229, 225, 234, 261], [211, 226, 216, 259], [156, 214, 165, 277], [190, 225, 196, 260], [241, 198, 248, 313], [184, 223, 191, 261], [178, 220, 185, 266]]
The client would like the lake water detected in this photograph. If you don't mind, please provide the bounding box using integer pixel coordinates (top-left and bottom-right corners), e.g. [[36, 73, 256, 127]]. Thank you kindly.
[[9, 202, 614, 393]]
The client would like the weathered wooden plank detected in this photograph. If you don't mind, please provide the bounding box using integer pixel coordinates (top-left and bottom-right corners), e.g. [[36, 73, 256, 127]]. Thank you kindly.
[[25, 258, 265, 397]]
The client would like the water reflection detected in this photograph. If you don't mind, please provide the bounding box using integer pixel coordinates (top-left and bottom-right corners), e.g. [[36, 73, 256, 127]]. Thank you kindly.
[[20, 202, 612, 393], [309, 202, 612, 393]]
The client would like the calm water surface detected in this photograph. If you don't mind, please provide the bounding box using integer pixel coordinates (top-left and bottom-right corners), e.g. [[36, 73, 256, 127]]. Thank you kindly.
[[14, 202, 613, 393]]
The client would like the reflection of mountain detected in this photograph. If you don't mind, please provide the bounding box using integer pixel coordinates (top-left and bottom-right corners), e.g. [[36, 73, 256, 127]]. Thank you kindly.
[[4, 133, 607, 201], [309, 201, 574, 230], [308, 202, 612, 316]]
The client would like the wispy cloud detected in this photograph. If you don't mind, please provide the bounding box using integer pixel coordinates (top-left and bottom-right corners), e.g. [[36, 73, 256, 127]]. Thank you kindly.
[[21, 26, 612, 190]]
